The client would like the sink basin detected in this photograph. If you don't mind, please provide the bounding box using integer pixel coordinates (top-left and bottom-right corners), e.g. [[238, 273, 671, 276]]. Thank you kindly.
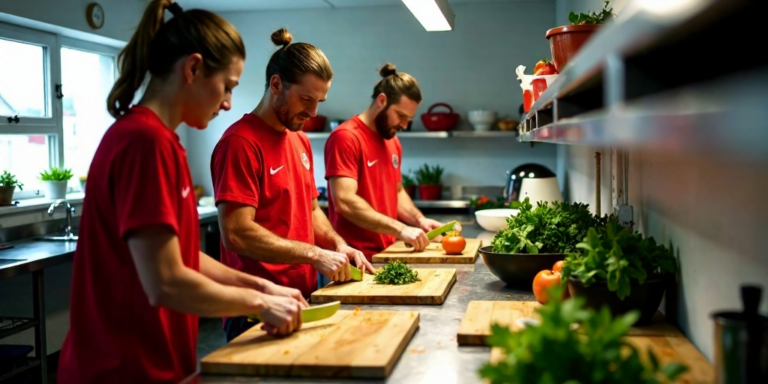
[[36, 234, 78, 242]]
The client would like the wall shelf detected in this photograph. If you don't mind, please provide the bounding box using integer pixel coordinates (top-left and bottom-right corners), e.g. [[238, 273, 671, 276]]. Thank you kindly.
[[306, 130, 518, 140]]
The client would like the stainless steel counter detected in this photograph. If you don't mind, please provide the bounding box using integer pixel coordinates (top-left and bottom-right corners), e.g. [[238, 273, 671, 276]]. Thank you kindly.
[[317, 199, 470, 209], [188, 214, 531, 384]]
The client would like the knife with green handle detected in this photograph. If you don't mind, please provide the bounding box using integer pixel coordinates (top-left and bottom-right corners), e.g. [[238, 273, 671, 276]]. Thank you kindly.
[[350, 265, 363, 281], [426, 220, 459, 240], [247, 300, 341, 323]]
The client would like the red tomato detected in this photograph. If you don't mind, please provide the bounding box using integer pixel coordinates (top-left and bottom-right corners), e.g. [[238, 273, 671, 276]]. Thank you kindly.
[[442, 235, 467, 255], [532, 268, 569, 304], [537, 63, 557, 75], [552, 260, 564, 273]]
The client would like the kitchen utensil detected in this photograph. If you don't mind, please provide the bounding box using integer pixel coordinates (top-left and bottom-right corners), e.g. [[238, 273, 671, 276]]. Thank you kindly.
[[201, 310, 419, 379], [372, 239, 482, 264], [350, 265, 362, 281], [302, 115, 326, 132], [478, 246, 564, 289], [420, 103, 459, 131], [475, 208, 518, 232], [711, 285, 768, 384], [468, 110, 497, 131], [311, 268, 457, 305], [503, 163, 557, 204], [426, 220, 459, 240], [519, 177, 563, 206], [248, 301, 341, 324]]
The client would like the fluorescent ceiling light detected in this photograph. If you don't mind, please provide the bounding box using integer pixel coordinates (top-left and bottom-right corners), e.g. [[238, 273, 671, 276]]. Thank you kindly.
[[402, 0, 455, 32]]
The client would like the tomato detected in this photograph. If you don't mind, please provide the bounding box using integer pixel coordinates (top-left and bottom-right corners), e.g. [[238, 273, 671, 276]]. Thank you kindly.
[[552, 260, 564, 273], [537, 63, 557, 75], [533, 58, 549, 75], [532, 267, 569, 304], [442, 235, 467, 255]]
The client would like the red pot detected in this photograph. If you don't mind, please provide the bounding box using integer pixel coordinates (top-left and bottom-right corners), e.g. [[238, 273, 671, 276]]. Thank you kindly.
[[421, 103, 459, 131], [303, 115, 327, 132], [545, 24, 601, 73], [418, 185, 442, 201], [405, 185, 416, 199]]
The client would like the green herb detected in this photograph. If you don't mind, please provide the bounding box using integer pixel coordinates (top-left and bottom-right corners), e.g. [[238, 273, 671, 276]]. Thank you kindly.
[[414, 163, 444, 186], [568, 0, 615, 25], [401, 171, 416, 187], [479, 284, 688, 384], [40, 167, 74, 182], [374, 260, 421, 285], [561, 221, 678, 300], [491, 197, 611, 254], [0, 171, 23, 190]]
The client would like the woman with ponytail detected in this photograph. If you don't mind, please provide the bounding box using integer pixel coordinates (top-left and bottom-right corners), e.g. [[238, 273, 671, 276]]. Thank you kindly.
[[58, 2, 306, 383]]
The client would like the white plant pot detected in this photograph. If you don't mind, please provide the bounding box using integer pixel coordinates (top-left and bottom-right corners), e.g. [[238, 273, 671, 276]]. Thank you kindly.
[[43, 180, 68, 200]]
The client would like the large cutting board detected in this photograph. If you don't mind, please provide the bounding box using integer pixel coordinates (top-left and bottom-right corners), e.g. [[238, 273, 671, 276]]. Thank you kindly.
[[372, 239, 482, 264], [458, 301, 682, 346], [201, 310, 419, 379], [311, 268, 457, 305]]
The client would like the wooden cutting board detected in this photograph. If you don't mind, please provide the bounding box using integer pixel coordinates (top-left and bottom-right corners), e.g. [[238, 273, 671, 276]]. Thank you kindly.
[[372, 239, 482, 264], [201, 310, 420, 379], [458, 301, 682, 346], [311, 268, 457, 305]]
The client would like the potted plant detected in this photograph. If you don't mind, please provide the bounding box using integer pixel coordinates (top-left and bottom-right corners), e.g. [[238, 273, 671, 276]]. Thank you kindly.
[[479, 284, 688, 384], [546, 0, 616, 72], [561, 221, 679, 325], [401, 171, 416, 199], [0, 171, 23, 206], [40, 166, 73, 200], [480, 197, 609, 289], [414, 163, 444, 201]]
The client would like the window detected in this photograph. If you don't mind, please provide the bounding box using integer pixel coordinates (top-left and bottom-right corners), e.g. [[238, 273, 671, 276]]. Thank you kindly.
[[0, 39, 47, 118], [0, 134, 51, 195]]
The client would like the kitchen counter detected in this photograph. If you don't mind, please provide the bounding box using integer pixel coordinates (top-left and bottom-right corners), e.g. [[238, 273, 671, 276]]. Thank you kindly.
[[317, 199, 470, 209], [187, 214, 531, 384]]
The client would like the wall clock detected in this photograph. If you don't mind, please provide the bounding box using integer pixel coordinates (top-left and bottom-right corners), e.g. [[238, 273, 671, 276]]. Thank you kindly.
[[86, 3, 105, 30]]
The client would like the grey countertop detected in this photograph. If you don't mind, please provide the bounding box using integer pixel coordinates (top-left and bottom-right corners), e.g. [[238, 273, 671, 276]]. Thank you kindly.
[[187, 214, 530, 384]]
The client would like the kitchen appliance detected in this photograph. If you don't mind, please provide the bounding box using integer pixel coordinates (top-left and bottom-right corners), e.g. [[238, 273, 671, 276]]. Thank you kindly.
[[519, 177, 563, 206], [468, 110, 497, 131], [711, 285, 768, 384], [504, 163, 558, 204], [303, 115, 326, 132], [421, 103, 459, 131]]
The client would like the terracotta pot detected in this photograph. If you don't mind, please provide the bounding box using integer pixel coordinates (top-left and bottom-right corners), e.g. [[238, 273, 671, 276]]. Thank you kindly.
[[404, 185, 416, 198], [418, 185, 442, 201], [0, 186, 14, 206], [545, 24, 601, 73]]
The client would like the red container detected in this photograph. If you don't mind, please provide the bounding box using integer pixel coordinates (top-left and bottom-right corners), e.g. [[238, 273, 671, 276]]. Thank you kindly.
[[418, 185, 442, 201], [420, 103, 459, 131], [303, 115, 326, 132], [523, 90, 533, 113], [532, 78, 548, 102], [545, 24, 601, 73]]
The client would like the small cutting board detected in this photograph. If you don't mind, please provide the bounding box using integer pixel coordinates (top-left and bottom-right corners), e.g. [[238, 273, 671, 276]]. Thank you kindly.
[[458, 301, 682, 346], [201, 310, 419, 379], [372, 239, 482, 264], [311, 268, 457, 305]]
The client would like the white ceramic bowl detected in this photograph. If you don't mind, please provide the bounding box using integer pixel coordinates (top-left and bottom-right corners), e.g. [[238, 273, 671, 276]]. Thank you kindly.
[[468, 110, 497, 131], [475, 208, 518, 232]]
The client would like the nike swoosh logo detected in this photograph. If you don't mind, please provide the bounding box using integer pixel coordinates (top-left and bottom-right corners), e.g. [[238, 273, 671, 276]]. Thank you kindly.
[[181, 187, 191, 198], [367, 160, 378, 167], [270, 165, 285, 175]]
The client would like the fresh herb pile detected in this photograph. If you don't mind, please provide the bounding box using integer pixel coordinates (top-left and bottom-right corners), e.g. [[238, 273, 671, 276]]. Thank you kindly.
[[561, 221, 679, 300], [491, 198, 611, 254], [374, 260, 421, 285], [0, 171, 23, 190], [40, 167, 74, 182], [479, 284, 687, 384], [569, 0, 615, 25], [414, 163, 444, 186]]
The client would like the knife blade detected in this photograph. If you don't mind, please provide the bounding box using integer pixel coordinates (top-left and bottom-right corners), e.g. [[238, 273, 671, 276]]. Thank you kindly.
[[426, 220, 459, 240], [247, 300, 341, 323], [350, 265, 363, 281]]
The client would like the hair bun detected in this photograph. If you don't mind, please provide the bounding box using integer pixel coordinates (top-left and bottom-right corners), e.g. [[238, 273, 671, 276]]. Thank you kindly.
[[379, 63, 397, 78], [270, 28, 293, 47]]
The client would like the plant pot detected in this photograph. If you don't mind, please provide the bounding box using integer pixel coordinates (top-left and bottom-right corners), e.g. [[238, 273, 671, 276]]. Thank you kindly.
[[545, 24, 601, 73], [479, 246, 565, 290], [418, 185, 442, 201], [43, 180, 68, 200], [404, 185, 416, 199], [567, 277, 667, 326], [0, 186, 15, 206]]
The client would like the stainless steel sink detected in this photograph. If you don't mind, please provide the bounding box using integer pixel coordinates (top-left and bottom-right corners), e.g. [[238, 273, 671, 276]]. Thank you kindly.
[[37, 234, 78, 241], [36, 199, 79, 241]]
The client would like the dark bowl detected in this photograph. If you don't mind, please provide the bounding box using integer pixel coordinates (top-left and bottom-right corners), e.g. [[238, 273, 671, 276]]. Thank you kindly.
[[568, 277, 667, 326], [478, 245, 564, 290]]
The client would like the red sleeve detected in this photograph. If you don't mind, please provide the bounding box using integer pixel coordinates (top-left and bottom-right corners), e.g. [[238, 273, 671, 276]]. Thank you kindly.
[[324, 129, 361, 181], [299, 132, 320, 200], [210, 135, 261, 208], [396, 138, 403, 184], [112, 131, 180, 239]]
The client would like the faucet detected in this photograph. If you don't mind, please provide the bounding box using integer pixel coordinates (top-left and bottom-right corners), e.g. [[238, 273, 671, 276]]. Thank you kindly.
[[48, 199, 76, 240]]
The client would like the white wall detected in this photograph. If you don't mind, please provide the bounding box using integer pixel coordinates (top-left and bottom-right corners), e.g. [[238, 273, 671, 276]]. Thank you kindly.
[[186, 1, 560, 193]]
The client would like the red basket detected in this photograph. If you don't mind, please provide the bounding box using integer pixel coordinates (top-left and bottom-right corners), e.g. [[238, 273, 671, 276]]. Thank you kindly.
[[421, 103, 459, 131]]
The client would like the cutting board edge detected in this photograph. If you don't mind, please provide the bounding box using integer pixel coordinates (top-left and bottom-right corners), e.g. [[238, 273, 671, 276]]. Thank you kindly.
[[456, 334, 487, 346]]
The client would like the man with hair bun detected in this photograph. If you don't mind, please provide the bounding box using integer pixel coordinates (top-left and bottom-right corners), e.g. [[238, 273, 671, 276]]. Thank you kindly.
[[211, 28, 374, 341], [324, 63, 444, 260]]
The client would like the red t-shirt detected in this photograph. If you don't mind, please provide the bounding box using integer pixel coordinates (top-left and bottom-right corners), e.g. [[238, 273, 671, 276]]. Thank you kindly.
[[211, 113, 319, 298], [58, 106, 200, 384], [324, 116, 403, 259]]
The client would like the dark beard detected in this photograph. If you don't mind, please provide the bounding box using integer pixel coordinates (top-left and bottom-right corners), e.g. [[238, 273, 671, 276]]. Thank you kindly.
[[374, 105, 398, 140], [273, 92, 309, 132]]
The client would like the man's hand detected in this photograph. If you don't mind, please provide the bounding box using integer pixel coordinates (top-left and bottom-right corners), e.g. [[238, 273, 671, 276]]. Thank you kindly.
[[311, 248, 352, 282], [417, 217, 444, 242], [257, 294, 304, 336], [261, 282, 309, 308], [337, 244, 375, 275], [399, 225, 429, 251]]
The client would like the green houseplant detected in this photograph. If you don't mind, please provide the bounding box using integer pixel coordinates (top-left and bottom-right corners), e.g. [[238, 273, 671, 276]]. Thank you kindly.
[[545, 0, 617, 72], [40, 166, 73, 200], [561, 221, 679, 325], [0, 170, 23, 206], [414, 163, 444, 201], [401, 171, 416, 199], [479, 284, 688, 384]]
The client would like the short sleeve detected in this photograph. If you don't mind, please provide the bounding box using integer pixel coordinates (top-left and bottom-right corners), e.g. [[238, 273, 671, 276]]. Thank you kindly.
[[112, 132, 180, 239], [324, 129, 361, 181], [210, 135, 261, 208], [395, 138, 403, 184]]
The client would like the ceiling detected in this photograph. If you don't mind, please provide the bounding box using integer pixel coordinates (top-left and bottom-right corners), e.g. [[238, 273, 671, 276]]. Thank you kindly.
[[173, 0, 552, 13]]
